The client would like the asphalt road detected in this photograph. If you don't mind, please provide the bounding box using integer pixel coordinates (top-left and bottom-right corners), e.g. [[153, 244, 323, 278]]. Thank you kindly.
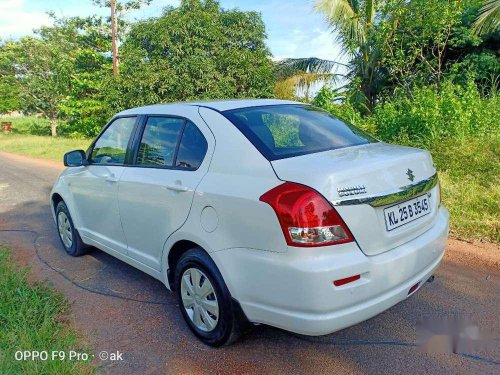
[[0, 151, 499, 375]]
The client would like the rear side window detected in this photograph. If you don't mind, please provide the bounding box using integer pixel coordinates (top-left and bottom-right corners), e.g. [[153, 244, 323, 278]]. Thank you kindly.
[[224, 105, 377, 160], [175, 122, 208, 170], [137, 117, 184, 167], [91, 116, 136, 164]]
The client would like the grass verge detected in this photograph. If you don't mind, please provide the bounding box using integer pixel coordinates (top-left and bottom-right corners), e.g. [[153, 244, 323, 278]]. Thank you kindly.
[[429, 136, 499, 243], [0, 247, 94, 374], [0, 133, 91, 162]]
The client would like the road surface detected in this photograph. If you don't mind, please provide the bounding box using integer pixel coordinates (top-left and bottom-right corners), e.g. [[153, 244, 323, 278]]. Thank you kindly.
[[0, 151, 498, 375]]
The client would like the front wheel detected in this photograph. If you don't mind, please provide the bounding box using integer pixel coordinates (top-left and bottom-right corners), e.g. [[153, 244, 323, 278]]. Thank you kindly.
[[56, 201, 88, 257], [174, 248, 242, 346]]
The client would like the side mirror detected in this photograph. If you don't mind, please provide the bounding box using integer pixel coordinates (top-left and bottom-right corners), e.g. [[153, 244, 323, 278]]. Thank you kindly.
[[64, 150, 87, 167]]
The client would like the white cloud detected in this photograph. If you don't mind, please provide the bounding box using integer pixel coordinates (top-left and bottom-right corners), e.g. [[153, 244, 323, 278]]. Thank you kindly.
[[0, 0, 52, 39]]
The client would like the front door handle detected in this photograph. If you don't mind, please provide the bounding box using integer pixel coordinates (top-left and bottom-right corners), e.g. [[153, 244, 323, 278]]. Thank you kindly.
[[165, 184, 189, 192]]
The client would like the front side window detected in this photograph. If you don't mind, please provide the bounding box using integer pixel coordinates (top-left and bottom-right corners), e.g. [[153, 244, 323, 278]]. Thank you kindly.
[[224, 105, 377, 160], [175, 122, 208, 169], [137, 117, 184, 167], [91, 117, 136, 164]]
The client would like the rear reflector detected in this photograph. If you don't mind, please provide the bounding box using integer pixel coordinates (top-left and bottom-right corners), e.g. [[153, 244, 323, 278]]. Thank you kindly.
[[333, 275, 360, 287], [408, 282, 420, 295]]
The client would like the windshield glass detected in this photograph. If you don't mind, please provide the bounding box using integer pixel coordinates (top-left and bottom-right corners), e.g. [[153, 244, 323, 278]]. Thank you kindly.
[[223, 104, 377, 160]]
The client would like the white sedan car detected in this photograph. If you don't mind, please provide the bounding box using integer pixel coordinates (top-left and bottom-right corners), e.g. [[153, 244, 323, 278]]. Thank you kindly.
[[51, 99, 449, 346]]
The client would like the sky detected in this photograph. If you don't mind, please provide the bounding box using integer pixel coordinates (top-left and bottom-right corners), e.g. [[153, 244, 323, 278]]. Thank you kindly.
[[0, 0, 345, 63]]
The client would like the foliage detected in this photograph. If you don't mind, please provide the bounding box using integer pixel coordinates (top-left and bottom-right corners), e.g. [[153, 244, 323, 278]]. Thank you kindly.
[[315, 0, 385, 112], [373, 81, 500, 146], [473, 0, 500, 34], [0, 1, 274, 137], [312, 86, 376, 133], [378, 0, 500, 95], [0, 36, 73, 136], [273, 58, 343, 99], [0, 15, 112, 136], [108, 0, 274, 111], [0, 247, 94, 374], [49, 16, 113, 137], [0, 47, 20, 114], [378, 0, 465, 93]]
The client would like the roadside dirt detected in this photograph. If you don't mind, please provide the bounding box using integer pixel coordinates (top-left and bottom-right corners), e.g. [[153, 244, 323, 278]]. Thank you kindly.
[[0, 151, 65, 170], [445, 238, 499, 271]]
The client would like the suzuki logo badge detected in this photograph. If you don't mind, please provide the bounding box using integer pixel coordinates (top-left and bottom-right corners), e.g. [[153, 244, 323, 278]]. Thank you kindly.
[[406, 169, 415, 182]]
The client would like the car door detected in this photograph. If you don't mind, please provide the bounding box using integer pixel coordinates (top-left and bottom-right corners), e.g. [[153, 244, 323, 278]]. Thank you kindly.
[[118, 113, 214, 270], [68, 116, 137, 254]]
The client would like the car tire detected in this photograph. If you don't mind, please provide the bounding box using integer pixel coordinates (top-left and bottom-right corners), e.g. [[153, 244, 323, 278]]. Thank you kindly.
[[55, 201, 88, 257], [175, 248, 243, 347]]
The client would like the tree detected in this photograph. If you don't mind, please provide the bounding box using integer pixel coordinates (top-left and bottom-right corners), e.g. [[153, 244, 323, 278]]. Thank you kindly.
[[276, 1, 384, 112], [109, 0, 274, 110], [0, 42, 21, 114], [3, 37, 73, 136], [49, 16, 113, 136], [1, 15, 112, 136], [93, 0, 152, 76], [379, 0, 499, 94], [474, 0, 500, 34], [315, 0, 385, 112], [273, 58, 345, 100]]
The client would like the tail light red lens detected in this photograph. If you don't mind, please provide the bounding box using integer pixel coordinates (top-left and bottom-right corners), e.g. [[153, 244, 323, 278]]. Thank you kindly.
[[259, 182, 354, 247]]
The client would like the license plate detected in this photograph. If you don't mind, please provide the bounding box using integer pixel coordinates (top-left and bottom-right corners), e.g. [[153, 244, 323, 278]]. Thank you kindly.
[[384, 194, 431, 231]]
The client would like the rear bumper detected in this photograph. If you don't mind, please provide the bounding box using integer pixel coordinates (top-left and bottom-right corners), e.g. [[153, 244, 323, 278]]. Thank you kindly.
[[211, 207, 449, 335]]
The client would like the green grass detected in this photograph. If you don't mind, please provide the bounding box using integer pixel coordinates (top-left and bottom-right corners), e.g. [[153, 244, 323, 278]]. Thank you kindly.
[[429, 135, 499, 243], [0, 247, 94, 374], [0, 133, 91, 162], [0, 116, 52, 136]]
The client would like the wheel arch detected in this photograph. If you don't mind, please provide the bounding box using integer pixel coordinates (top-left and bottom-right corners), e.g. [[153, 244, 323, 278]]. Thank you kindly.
[[51, 192, 64, 213], [167, 240, 208, 290]]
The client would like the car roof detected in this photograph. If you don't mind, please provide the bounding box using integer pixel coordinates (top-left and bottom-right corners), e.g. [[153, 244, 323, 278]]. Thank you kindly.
[[116, 99, 304, 116]]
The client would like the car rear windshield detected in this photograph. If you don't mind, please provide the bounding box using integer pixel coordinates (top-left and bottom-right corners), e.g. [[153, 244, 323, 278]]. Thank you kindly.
[[223, 105, 377, 161]]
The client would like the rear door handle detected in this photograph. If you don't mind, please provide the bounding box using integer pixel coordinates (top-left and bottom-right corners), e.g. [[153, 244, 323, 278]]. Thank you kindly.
[[165, 184, 189, 192]]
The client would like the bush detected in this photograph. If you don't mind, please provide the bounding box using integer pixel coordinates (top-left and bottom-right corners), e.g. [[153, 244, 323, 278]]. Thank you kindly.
[[312, 86, 377, 134], [374, 81, 500, 147]]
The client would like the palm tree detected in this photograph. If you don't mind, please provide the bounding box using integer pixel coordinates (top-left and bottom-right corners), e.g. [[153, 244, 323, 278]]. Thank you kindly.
[[274, 1, 382, 112], [315, 0, 382, 112], [473, 0, 500, 35], [274, 58, 346, 100]]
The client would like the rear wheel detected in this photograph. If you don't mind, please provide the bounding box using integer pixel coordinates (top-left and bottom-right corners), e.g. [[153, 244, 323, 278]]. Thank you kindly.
[[174, 248, 242, 346], [56, 201, 88, 257]]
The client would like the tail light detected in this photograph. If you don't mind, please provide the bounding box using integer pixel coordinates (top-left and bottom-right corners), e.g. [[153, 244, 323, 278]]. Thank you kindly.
[[260, 182, 354, 247]]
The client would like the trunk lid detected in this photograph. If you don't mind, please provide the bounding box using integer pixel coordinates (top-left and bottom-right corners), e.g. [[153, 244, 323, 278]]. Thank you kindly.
[[270, 142, 440, 256]]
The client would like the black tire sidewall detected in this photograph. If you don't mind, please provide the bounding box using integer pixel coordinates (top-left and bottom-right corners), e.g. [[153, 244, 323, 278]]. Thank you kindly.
[[175, 249, 235, 347], [56, 201, 79, 256]]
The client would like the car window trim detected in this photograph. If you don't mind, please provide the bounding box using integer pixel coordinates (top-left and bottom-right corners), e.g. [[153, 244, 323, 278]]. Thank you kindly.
[[130, 114, 205, 172], [86, 115, 140, 166]]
